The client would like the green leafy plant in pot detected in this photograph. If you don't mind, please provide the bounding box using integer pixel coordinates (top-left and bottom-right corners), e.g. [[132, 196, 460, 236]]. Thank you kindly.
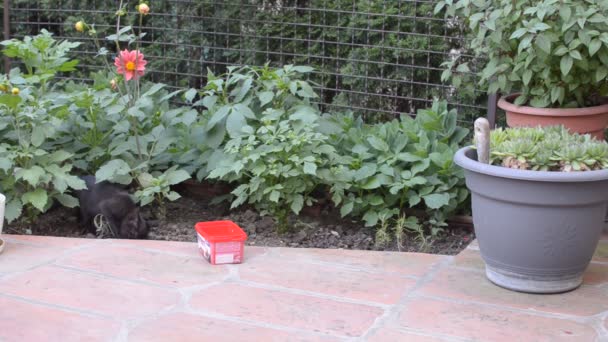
[[436, 0, 608, 139], [454, 121, 608, 293]]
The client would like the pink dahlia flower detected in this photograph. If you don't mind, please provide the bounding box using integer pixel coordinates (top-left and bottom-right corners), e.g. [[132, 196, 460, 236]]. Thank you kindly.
[[114, 49, 147, 81]]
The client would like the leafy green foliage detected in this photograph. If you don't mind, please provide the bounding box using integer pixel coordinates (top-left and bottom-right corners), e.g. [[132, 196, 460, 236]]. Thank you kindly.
[[320, 100, 469, 234], [436, 0, 608, 108], [1, 29, 80, 83], [0, 33, 86, 221], [0, 28, 472, 240], [201, 65, 335, 230], [134, 166, 190, 218], [481, 126, 608, 171]]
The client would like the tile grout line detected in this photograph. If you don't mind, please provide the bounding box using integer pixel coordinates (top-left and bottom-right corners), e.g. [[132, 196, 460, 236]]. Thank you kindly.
[[180, 306, 353, 340], [0, 239, 106, 282], [231, 278, 391, 309], [390, 326, 475, 342], [0, 292, 116, 320], [118, 267, 241, 341], [415, 292, 606, 325], [48, 264, 190, 290], [357, 256, 454, 341]]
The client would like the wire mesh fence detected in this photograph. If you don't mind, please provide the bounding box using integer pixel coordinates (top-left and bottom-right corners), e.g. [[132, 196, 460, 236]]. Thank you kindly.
[[3, 0, 486, 123]]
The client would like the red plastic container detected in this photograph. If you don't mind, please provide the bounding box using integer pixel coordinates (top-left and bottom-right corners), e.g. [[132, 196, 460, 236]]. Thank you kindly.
[[195, 221, 247, 265]]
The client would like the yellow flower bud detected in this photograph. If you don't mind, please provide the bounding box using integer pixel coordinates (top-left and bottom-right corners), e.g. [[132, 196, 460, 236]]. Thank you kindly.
[[138, 3, 150, 15], [0, 84, 7, 92], [75, 21, 85, 32], [11, 87, 20, 95]]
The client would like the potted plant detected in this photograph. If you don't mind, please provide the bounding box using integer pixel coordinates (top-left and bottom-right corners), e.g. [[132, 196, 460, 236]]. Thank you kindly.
[[436, 0, 608, 139], [454, 120, 608, 293]]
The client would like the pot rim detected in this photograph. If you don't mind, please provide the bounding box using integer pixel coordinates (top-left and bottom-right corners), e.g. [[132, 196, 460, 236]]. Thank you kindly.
[[454, 146, 608, 182], [498, 93, 608, 116]]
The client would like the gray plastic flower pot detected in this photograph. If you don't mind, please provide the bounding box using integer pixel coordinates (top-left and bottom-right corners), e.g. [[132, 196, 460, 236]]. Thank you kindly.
[[454, 147, 608, 293]]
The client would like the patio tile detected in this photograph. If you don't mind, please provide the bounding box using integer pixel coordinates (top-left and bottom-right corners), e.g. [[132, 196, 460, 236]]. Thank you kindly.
[[110, 239, 199, 257], [395, 297, 597, 341], [0, 265, 179, 319], [239, 256, 416, 304], [594, 240, 608, 262], [57, 244, 228, 287], [110, 239, 268, 261], [3, 234, 92, 248], [0, 295, 120, 342], [189, 283, 383, 337], [451, 248, 484, 270], [129, 312, 341, 342], [0, 242, 64, 273], [583, 263, 608, 286], [417, 267, 608, 316], [275, 248, 445, 276], [451, 249, 608, 286], [367, 327, 447, 342]]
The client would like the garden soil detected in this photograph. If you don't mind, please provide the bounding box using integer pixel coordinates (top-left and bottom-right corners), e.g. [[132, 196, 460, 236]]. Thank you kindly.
[[7, 196, 474, 255]]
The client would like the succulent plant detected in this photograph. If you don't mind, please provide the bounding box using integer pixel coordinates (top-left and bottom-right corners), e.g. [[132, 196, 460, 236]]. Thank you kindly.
[[472, 126, 608, 172]]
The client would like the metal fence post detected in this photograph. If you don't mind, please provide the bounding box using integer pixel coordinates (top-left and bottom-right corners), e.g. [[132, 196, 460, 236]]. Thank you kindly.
[[3, 0, 9, 72]]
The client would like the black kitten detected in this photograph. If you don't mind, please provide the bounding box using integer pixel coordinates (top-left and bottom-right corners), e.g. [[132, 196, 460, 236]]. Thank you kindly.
[[77, 176, 148, 239]]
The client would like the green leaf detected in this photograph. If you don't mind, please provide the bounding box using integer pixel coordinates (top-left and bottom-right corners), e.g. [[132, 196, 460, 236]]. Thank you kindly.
[[535, 34, 552, 54], [589, 39, 602, 56], [522, 69, 532, 86], [226, 110, 247, 138], [290, 194, 304, 214], [18, 166, 45, 186], [367, 136, 389, 152], [423, 193, 450, 209], [208, 105, 231, 128], [559, 6, 571, 21], [22, 189, 48, 212], [596, 67, 608, 82], [55, 194, 79, 208], [340, 201, 354, 217], [303, 162, 317, 175], [354, 164, 377, 181], [0, 94, 21, 109], [31, 126, 45, 147], [269, 190, 280, 202], [560, 55, 573, 76], [166, 191, 181, 201], [510, 28, 527, 40], [554, 46, 569, 56], [233, 78, 253, 103], [0, 157, 12, 171], [166, 169, 190, 185], [233, 103, 255, 119], [569, 50, 582, 60], [362, 210, 379, 227], [95, 159, 131, 183], [258, 91, 274, 106], [361, 175, 384, 190], [5, 199, 22, 222], [184, 88, 197, 103]]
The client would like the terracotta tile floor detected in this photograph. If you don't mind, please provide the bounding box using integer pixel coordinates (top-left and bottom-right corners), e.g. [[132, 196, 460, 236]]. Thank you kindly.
[[0, 233, 607, 341]]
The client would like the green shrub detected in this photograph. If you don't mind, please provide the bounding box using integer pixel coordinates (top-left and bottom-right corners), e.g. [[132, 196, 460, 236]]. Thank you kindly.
[[320, 100, 470, 234], [436, 0, 608, 108], [198, 65, 335, 229], [0, 31, 86, 222]]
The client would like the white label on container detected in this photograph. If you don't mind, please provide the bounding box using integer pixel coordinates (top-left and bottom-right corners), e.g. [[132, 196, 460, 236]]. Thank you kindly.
[[215, 253, 234, 264]]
